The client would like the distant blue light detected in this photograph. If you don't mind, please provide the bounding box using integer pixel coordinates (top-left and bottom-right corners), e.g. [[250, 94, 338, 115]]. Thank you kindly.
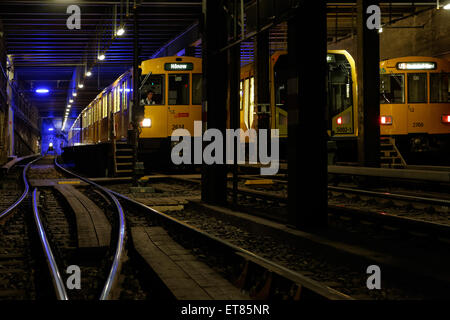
[[48, 128, 54, 132], [36, 88, 49, 94]]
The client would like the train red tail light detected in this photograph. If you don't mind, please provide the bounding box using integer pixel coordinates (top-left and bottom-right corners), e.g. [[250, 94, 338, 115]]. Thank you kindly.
[[442, 115, 450, 124], [336, 117, 343, 125], [380, 116, 393, 125]]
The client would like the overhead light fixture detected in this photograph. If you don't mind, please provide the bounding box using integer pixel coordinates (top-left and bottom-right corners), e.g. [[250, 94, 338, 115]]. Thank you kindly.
[[78, 83, 84, 89], [69, 99, 74, 103], [86, 71, 92, 77], [116, 27, 125, 36], [378, 27, 383, 33], [48, 128, 54, 131], [444, 4, 450, 9], [73, 92, 77, 97], [35, 88, 49, 94], [67, 104, 71, 108], [98, 54, 105, 61]]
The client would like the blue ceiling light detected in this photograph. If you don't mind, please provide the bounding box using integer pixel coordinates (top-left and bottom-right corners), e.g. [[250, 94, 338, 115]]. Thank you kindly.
[[36, 88, 49, 94], [48, 128, 54, 131]]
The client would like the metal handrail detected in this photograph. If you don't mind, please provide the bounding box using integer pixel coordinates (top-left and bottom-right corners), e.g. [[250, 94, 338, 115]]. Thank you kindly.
[[32, 188, 69, 300], [0, 155, 42, 220], [54, 157, 126, 300]]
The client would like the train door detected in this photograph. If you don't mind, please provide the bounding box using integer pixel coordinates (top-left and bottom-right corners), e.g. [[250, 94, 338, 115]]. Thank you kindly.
[[167, 73, 190, 137], [190, 73, 202, 137], [406, 73, 429, 134], [121, 78, 130, 138], [380, 73, 407, 135], [273, 55, 288, 137], [113, 86, 121, 140], [430, 72, 450, 134]]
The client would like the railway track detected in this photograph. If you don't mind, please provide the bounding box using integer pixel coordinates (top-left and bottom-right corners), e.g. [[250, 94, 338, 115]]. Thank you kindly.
[[55, 160, 352, 300], [0, 156, 41, 299], [151, 173, 450, 241], [0, 156, 126, 300]]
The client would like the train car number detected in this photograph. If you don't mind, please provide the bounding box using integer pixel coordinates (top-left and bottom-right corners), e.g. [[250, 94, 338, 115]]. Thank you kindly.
[[336, 127, 352, 133], [412, 122, 424, 128], [172, 124, 185, 130]]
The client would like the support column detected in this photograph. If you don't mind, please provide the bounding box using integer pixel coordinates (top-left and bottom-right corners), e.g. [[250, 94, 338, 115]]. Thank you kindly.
[[229, 0, 241, 206], [255, 30, 270, 131], [201, 0, 228, 205], [357, 0, 380, 167], [287, 2, 327, 229], [131, 7, 141, 184]]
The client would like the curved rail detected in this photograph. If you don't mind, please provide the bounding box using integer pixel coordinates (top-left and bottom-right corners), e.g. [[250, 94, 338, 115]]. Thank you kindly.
[[54, 157, 126, 300], [0, 156, 42, 220], [32, 188, 69, 300], [104, 187, 351, 300]]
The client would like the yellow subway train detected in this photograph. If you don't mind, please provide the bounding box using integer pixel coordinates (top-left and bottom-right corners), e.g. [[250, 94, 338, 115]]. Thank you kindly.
[[238, 51, 450, 164], [68, 56, 202, 168]]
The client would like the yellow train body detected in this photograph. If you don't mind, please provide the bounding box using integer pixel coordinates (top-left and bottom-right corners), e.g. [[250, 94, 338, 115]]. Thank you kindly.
[[68, 56, 203, 151]]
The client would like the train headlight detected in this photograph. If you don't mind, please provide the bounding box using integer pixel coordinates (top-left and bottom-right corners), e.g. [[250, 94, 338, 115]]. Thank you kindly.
[[141, 118, 152, 128], [380, 116, 393, 125], [442, 115, 450, 124], [336, 117, 343, 125]]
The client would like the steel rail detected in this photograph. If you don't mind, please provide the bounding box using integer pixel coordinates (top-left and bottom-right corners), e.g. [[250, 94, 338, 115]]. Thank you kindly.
[[0, 155, 42, 220], [31, 188, 69, 300], [163, 173, 450, 208], [54, 157, 125, 300], [328, 185, 450, 207], [102, 186, 350, 300]]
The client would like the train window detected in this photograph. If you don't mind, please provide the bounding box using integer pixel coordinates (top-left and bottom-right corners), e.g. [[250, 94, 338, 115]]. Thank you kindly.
[[380, 74, 404, 104], [108, 92, 112, 114], [168, 74, 189, 105], [249, 77, 255, 128], [114, 87, 120, 113], [240, 81, 243, 110], [327, 54, 353, 117], [430, 73, 450, 103], [140, 74, 165, 105], [122, 81, 127, 110], [407, 73, 427, 103], [102, 96, 106, 118], [192, 74, 202, 105], [244, 78, 249, 128]]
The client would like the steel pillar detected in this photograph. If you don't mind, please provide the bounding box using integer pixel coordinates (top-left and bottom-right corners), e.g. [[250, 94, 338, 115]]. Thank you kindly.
[[255, 29, 270, 131], [131, 7, 141, 184], [201, 0, 228, 205], [357, 0, 381, 167], [229, 0, 241, 206], [287, 2, 327, 229]]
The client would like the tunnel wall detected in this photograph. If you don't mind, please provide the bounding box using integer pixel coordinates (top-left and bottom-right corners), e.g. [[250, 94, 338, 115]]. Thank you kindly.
[[0, 21, 40, 165]]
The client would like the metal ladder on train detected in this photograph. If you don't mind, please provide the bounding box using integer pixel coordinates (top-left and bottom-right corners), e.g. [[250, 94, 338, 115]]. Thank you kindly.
[[380, 136, 407, 169], [113, 140, 134, 175]]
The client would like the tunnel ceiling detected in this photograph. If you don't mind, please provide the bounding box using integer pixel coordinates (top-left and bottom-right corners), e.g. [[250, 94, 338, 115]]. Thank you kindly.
[[0, 0, 437, 124], [0, 0, 202, 121]]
